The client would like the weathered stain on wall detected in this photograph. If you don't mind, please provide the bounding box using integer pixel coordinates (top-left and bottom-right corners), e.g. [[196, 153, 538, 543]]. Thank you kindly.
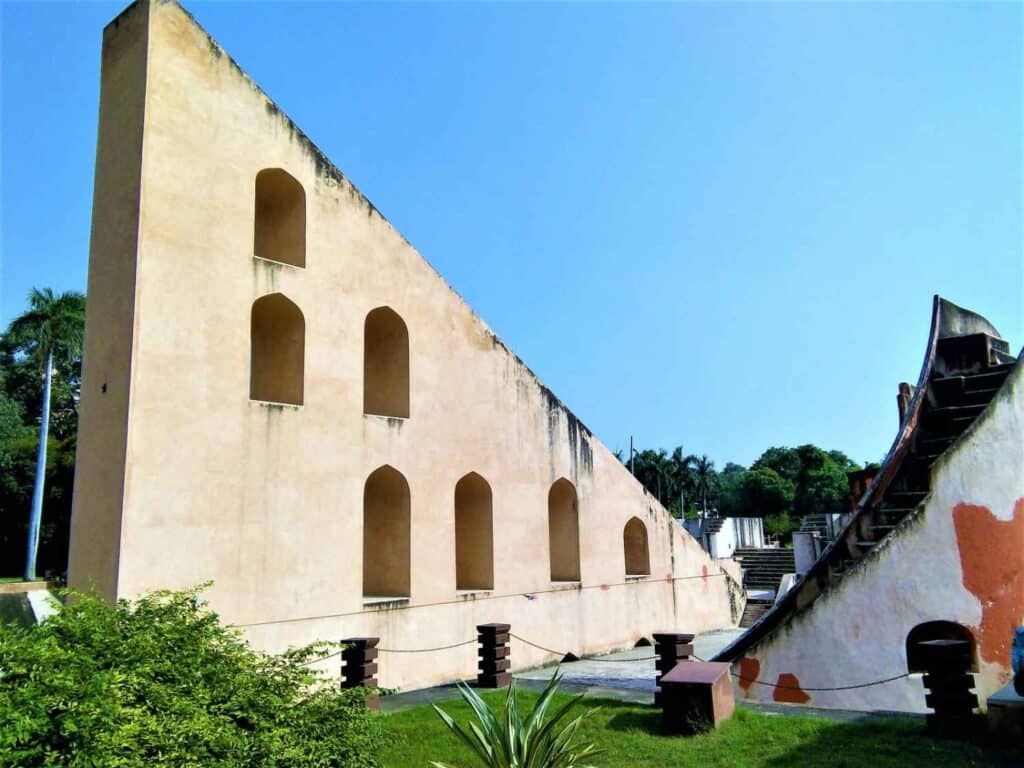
[[738, 656, 759, 695], [953, 498, 1024, 668], [772, 673, 810, 704]]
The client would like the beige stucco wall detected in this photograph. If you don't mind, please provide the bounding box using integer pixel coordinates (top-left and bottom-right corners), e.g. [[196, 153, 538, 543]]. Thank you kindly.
[[69, 0, 741, 691], [67, 3, 150, 600], [730, 357, 1023, 712]]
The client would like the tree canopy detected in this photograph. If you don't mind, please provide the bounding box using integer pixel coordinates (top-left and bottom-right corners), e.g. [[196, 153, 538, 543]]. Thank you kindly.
[[0, 289, 85, 578], [620, 442, 863, 539]]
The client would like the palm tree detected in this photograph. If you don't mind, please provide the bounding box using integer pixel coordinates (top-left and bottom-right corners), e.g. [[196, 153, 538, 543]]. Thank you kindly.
[[693, 454, 717, 516], [669, 446, 696, 515], [5, 288, 86, 580]]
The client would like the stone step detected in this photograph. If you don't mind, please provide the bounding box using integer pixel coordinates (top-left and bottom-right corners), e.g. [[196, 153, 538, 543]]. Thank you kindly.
[[734, 553, 797, 561], [917, 436, 956, 458], [882, 490, 928, 507], [739, 600, 773, 628], [933, 382, 995, 409], [962, 364, 1014, 391], [926, 404, 987, 440]]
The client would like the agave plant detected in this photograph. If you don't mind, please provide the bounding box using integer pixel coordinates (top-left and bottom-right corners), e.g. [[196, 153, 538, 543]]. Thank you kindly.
[[430, 671, 601, 768]]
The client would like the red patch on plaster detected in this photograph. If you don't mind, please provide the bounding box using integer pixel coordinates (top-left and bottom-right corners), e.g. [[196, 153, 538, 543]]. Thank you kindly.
[[952, 498, 1024, 665], [773, 673, 811, 704], [600, 583, 610, 591], [665, 573, 673, 582], [701, 565, 709, 582], [737, 656, 760, 695]]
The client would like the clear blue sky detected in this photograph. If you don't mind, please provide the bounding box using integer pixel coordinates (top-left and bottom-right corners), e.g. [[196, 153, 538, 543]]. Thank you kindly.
[[2, 1, 1021, 468]]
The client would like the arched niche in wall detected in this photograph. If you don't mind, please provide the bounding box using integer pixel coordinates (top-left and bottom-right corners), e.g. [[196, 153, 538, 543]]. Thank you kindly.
[[623, 517, 650, 576], [454, 472, 494, 591], [363, 306, 410, 418], [254, 168, 306, 267], [363, 465, 411, 599], [906, 621, 977, 673], [548, 478, 580, 582], [250, 292, 304, 405]]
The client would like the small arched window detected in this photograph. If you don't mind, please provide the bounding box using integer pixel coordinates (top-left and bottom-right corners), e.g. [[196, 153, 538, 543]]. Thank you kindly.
[[548, 478, 580, 582], [906, 621, 977, 673], [254, 168, 305, 267], [623, 517, 650, 576], [363, 465, 411, 599], [455, 473, 494, 591], [364, 307, 409, 418], [250, 293, 304, 405]]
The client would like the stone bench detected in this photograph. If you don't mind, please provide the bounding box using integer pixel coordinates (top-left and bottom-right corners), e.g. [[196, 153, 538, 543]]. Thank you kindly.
[[660, 660, 734, 735]]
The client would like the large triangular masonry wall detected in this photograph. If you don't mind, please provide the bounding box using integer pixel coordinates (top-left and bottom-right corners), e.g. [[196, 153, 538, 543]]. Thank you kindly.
[[68, 0, 742, 690]]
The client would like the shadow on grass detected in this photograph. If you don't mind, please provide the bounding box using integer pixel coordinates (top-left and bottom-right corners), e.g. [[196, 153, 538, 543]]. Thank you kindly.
[[601, 700, 1024, 768], [605, 707, 661, 734], [758, 716, 1024, 768]]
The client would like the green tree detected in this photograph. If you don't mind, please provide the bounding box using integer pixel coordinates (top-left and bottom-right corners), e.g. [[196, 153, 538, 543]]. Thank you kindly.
[[716, 462, 747, 517], [0, 394, 33, 563], [2, 288, 85, 580], [0, 586, 382, 766], [623, 446, 699, 517], [668, 446, 697, 516], [751, 446, 801, 484], [739, 467, 795, 519], [764, 510, 796, 539], [792, 444, 854, 519], [691, 454, 717, 515]]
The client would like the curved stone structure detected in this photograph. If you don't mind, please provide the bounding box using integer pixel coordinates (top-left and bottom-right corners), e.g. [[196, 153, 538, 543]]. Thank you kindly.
[[716, 297, 1023, 712]]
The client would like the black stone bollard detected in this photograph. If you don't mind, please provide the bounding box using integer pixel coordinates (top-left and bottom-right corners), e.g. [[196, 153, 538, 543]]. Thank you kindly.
[[653, 632, 695, 706], [477, 623, 511, 688], [916, 638, 978, 738], [341, 636, 380, 709]]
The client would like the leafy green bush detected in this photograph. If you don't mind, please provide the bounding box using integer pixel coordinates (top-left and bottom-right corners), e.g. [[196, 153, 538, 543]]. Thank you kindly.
[[431, 672, 600, 768], [0, 586, 381, 767]]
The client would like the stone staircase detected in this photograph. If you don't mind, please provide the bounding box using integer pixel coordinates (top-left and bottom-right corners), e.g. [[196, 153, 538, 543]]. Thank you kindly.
[[734, 547, 796, 628], [732, 334, 1013, 626], [734, 547, 796, 592], [715, 298, 1021, 663], [703, 516, 726, 536], [739, 599, 773, 628], [833, 334, 1015, 578], [798, 514, 832, 541]]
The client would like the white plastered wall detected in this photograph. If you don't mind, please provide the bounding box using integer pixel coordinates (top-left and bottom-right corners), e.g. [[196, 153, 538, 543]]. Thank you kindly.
[[732, 359, 1023, 712]]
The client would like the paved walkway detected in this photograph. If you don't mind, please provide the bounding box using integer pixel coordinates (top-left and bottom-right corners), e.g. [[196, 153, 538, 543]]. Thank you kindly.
[[513, 627, 744, 694], [378, 627, 922, 724], [381, 628, 743, 712]]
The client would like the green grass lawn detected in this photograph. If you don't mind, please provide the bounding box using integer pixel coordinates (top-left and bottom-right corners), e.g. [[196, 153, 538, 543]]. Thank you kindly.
[[377, 689, 1022, 768]]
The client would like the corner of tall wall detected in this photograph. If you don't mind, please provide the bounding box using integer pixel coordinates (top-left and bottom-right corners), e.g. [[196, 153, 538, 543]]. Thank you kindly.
[[67, 0, 152, 600]]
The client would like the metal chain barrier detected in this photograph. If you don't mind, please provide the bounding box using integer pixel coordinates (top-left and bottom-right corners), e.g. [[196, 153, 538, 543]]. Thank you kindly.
[[299, 634, 913, 690], [377, 639, 477, 653], [687, 652, 911, 691], [510, 632, 657, 662], [298, 637, 477, 666], [735, 671, 911, 692]]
